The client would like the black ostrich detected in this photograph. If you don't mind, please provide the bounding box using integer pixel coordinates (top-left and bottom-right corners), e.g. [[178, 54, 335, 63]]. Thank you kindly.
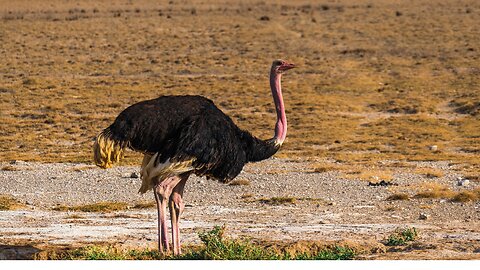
[[93, 59, 295, 255]]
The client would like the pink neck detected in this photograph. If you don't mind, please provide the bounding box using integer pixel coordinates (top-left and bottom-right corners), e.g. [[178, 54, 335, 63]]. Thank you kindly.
[[270, 70, 287, 145]]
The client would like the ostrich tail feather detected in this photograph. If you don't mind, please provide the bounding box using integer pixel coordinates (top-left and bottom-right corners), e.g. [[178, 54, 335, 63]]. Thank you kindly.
[[93, 129, 126, 169]]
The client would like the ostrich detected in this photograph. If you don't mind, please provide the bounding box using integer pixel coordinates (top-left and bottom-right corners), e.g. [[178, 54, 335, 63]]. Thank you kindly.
[[93, 59, 295, 255]]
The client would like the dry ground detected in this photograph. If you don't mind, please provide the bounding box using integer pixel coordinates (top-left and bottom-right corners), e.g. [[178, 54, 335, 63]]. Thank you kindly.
[[0, 159, 479, 260], [0, 0, 479, 260]]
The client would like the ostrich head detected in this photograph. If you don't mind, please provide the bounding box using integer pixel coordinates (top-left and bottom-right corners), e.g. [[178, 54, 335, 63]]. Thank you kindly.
[[271, 59, 296, 74]]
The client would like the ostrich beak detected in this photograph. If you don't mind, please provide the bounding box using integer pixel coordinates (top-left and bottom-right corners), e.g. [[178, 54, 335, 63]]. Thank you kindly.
[[279, 62, 296, 72], [285, 62, 296, 69]]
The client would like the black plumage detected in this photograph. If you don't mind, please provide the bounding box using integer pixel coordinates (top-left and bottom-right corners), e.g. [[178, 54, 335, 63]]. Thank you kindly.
[[101, 95, 279, 182]]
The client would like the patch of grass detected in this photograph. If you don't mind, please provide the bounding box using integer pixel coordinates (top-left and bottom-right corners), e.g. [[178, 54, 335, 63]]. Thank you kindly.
[[192, 226, 356, 259], [386, 193, 409, 201], [451, 189, 480, 203], [39, 226, 355, 260], [384, 206, 396, 211], [43, 246, 138, 260], [132, 202, 156, 209], [414, 167, 444, 178], [240, 193, 253, 199], [385, 227, 418, 246], [344, 169, 393, 183], [413, 183, 455, 199], [69, 166, 96, 172], [259, 197, 296, 205], [413, 183, 480, 202], [228, 178, 251, 186], [287, 246, 356, 260], [52, 202, 129, 212], [65, 214, 85, 219], [265, 169, 292, 175], [1, 165, 20, 171], [177, 225, 274, 260], [310, 163, 344, 173], [0, 195, 24, 210]]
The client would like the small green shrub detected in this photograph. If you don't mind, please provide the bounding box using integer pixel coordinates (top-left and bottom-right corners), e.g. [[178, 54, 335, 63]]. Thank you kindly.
[[176, 225, 275, 260], [385, 227, 418, 246]]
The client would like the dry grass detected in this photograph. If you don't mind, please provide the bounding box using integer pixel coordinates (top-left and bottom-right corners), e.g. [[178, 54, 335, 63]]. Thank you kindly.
[[344, 169, 393, 183], [414, 168, 444, 178], [451, 189, 480, 203], [228, 178, 251, 186], [52, 202, 129, 212], [384, 206, 397, 212], [259, 197, 296, 205], [310, 163, 345, 173], [0, 195, 24, 210], [413, 183, 480, 202], [1, 165, 20, 171], [386, 193, 409, 201], [0, 0, 479, 174], [69, 166, 96, 172], [265, 169, 290, 175], [54, 201, 158, 212], [132, 202, 155, 209], [240, 193, 253, 199], [414, 183, 455, 199], [65, 214, 85, 219]]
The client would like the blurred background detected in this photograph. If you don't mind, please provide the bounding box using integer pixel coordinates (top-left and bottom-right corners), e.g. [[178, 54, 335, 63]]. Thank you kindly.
[[0, 0, 478, 176]]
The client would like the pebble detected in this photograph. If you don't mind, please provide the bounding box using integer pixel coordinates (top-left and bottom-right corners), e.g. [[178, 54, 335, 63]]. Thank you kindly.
[[10, 160, 26, 165], [419, 213, 430, 220], [457, 178, 469, 186], [429, 145, 438, 151], [130, 172, 139, 179]]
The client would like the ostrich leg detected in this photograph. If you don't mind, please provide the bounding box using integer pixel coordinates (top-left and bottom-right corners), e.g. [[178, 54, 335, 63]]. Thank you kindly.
[[153, 190, 167, 252], [153, 175, 182, 253], [169, 173, 189, 255]]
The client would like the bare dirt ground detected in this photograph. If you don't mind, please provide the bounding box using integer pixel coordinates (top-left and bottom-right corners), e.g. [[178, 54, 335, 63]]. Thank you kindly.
[[0, 159, 479, 259], [0, 0, 479, 260]]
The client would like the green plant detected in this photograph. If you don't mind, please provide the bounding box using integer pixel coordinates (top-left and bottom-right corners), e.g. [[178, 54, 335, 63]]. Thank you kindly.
[[385, 227, 418, 246], [174, 226, 355, 260], [175, 225, 277, 260]]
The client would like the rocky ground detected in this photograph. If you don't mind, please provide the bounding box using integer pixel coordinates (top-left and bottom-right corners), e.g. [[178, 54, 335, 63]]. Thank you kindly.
[[0, 159, 479, 259]]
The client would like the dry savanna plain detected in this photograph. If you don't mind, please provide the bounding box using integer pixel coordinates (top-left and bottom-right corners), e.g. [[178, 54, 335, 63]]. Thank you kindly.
[[0, 0, 479, 260]]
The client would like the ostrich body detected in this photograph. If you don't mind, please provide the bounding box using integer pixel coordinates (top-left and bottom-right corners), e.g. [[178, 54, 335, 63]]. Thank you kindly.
[[93, 59, 295, 255]]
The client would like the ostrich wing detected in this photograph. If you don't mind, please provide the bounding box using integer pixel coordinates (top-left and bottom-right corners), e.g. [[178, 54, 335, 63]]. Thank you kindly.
[[155, 111, 249, 182]]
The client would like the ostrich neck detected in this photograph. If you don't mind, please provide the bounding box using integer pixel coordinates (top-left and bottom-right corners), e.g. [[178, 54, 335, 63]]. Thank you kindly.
[[270, 71, 287, 145]]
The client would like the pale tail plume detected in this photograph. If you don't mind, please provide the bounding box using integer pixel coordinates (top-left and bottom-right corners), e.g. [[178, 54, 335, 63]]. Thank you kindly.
[[139, 155, 194, 193], [93, 129, 126, 169]]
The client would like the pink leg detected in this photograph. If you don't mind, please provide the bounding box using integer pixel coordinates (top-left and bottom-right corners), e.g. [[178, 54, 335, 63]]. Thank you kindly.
[[169, 173, 189, 255], [154, 190, 167, 252], [153, 175, 182, 254]]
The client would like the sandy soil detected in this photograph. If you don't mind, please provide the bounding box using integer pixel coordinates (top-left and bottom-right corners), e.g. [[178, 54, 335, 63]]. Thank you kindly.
[[0, 159, 479, 259]]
